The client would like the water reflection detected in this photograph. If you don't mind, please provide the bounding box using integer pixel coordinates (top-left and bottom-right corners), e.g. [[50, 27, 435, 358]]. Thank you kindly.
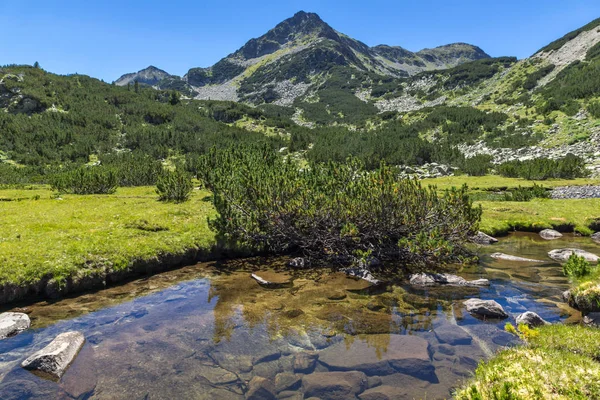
[[0, 232, 594, 399]]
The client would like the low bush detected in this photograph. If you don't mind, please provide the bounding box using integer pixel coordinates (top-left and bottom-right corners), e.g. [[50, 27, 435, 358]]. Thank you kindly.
[[156, 168, 194, 203], [503, 184, 549, 201], [496, 155, 587, 180], [200, 146, 481, 268], [563, 254, 595, 278], [51, 166, 118, 194]]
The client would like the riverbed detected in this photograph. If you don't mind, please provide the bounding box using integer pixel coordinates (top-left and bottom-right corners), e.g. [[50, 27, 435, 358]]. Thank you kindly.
[[0, 233, 594, 399]]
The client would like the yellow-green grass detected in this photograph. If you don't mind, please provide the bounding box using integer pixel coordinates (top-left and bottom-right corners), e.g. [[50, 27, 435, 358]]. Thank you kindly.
[[478, 198, 600, 236], [0, 186, 216, 287], [455, 325, 600, 399], [422, 175, 600, 191]]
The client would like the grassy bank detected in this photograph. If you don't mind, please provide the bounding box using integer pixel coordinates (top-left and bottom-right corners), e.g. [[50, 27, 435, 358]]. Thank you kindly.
[[0, 186, 216, 292], [424, 175, 600, 236], [455, 325, 600, 399]]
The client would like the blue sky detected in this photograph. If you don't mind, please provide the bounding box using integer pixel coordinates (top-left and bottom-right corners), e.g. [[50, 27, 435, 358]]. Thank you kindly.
[[1, 0, 599, 82]]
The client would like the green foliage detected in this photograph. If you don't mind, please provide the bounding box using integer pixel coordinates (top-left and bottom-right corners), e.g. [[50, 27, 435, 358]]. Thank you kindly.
[[588, 101, 600, 118], [563, 254, 594, 278], [51, 166, 118, 194], [419, 57, 517, 90], [200, 145, 481, 267], [502, 184, 549, 201], [156, 169, 194, 203], [496, 155, 587, 180], [522, 64, 555, 90], [458, 155, 492, 176]]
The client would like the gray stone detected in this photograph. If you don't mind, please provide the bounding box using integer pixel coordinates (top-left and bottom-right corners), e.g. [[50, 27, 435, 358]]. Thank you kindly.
[[276, 391, 303, 400], [251, 273, 293, 289], [583, 312, 600, 327], [318, 334, 432, 377], [302, 371, 368, 400], [274, 373, 302, 393], [341, 267, 382, 285], [464, 299, 508, 319], [0, 312, 30, 339], [434, 324, 472, 345], [548, 248, 600, 263], [490, 253, 545, 263], [515, 311, 550, 328], [293, 352, 318, 373], [359, 385, 407, 400], [470, 232, 498, 245], [539, 229, 563, 240], [287, 258, 307, 269], [409, 273, 489, 287], [21, 331, 85, 380], [592, 232, 600, 244], [367, 376, 382, 388], [246, 376, 277, 400]]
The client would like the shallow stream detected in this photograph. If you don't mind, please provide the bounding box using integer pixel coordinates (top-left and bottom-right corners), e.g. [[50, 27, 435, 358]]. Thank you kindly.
[[0, 233, 596, 399]]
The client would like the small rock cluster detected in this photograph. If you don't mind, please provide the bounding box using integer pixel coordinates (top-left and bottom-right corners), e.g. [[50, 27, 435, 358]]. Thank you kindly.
[[397, 163, 456, 179], [550, 185, 600, 199]]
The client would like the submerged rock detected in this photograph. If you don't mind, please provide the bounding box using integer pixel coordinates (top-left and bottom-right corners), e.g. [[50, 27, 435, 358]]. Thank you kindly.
[[318, 334, 432, 377], [434, 324, 472, 345], [516, 311, 549, 328], [539, 229, 563, 240], [358, 385, 407, 400], [250, 272, 293, 289], [293, 352, 318, 373], [302, 371, 368, 400], [0, 312, 31, 339], [490, 253, 545, 263], [274, 372, 302, 393], [409, 273, 489, 287], [464, 299, 508, 319], [341, 267, 381, 285], [470, 232, 498, 245], [246, 376, 277, 400], [548, 248, 600, 263], [22, 331, 85, 380]]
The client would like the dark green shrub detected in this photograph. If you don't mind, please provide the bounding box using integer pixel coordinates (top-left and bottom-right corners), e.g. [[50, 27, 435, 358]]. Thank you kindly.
[[156, 169, 194, 203], [200, 146, 481, 268], [563, 254, 594, 278], [497, 155, 586, 180], [459, 155, 493, 176], [588, 101, 600, 118], [51, 166, 118, 194], [503, 184, 549, 201]]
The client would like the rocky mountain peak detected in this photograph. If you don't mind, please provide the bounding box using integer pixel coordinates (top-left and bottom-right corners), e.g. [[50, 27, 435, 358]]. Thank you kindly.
[[115, 66, 172, 87]]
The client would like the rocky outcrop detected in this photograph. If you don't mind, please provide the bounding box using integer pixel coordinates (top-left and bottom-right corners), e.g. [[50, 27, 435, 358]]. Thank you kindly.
[[21, 331, 85, 380], [409, 273, 489, 287], [548, 248, 600, 263], [539, 229, 564, 240], [318, 335, 433, 377], [0, 312, 31, 339], [470, 232, 498, 245], [302, 371, 368, 400], [464, 299, 509, 319], [490, 253, 545, 263], [516, 311, 549, 328]]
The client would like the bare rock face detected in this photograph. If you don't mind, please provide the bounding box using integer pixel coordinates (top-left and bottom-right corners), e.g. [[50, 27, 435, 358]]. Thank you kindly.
[[302, 371, 368, 400], [318, 335, 432, 377], [464, 299, 508, 319], [491, 253, 545, 263], [0, 312, 31, 339], [470, 232, 498, 245], [409, 273, 489, 287], [21, 331, 85, 381], [548, 248, 600, 263], [539, 229, 563, 240], [516, 311, 550, 328]]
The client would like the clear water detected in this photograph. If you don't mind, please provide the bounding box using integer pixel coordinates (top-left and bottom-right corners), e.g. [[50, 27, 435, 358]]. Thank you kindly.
[[0, 233, 595, 399]]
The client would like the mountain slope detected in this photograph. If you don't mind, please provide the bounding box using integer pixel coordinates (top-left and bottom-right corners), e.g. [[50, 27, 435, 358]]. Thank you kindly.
[[114, 66, 173, 87]]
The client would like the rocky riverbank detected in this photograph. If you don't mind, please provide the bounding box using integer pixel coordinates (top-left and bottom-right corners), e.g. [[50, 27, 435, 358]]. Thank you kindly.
[[550, 185, 600, 199]]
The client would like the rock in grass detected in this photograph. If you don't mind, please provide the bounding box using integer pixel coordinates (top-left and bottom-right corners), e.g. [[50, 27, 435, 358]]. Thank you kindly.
[[539, 229, 563, 240], [0, 312, 31, 339], [22, 331, 85, 380], [470, 232, 498, 245], [516, 311, 550, 328], [491, 253, 544, 263], [464, 299, 508, 319], [409, 273, 489, 287], [548, 248, 600, 263]]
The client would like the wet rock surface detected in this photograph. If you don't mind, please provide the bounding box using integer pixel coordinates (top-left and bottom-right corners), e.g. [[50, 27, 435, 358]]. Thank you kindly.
[[464, 299, 509, 319], [491, 253, 545, 262], [0, 312, 31, 340], [470, 231, 498, 245], [539, 229, 563, 240], [548, 248, 600, 263], [302, 371, 368, 400], [410, 273, 489, 287], [516, 311, 550, 328], [21, 331, 85, 380]]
